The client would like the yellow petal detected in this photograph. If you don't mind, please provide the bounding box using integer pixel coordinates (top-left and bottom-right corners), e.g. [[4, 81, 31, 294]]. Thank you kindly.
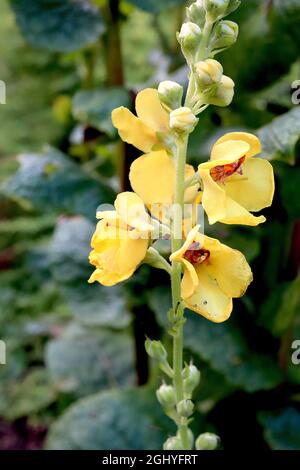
[[221, 196, 266, 226], [114, 192, 153, 232], [135, 88, 169, 133], [209, 140, 250, 165], [198, 168, 227, 224], [204, 239, 253, 298], [225, 158, 275, 212], [130, 150, 175, 205], [181, 259, 199, 299], [112, 106, 157, 152], [213, 132, 261, 158], [184, 164, 199, 203], [185, 265, 233, 323]]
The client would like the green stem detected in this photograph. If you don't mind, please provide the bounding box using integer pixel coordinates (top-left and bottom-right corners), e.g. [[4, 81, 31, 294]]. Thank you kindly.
[[170, 134, 190, 449]]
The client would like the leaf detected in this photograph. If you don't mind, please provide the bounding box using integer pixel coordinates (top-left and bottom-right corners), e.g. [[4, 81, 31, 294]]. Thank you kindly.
[[46, 386, 174, 449], [72, 88, 130, 136], [2, 369, 56, 420], [258, 108, 300, 164], [10, 0, 105, 53], [3, 148, 114, 219], [259, 408, 300, 450], [46, 324, 135, 397], [48, 216, 131, 328], [271, 0, 300, 45], [278, 164, 300, 219], [126, 0, 186, 14], [184, 311, 283, 393]]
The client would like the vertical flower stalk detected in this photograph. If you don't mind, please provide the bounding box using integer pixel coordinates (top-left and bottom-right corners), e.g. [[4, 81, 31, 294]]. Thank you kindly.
[[89, 0, 275, 450]]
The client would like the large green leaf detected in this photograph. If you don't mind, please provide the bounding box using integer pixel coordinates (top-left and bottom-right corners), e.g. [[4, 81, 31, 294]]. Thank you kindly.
[[10, 0, 104, 52], [259, 408, 300, 450], [184, 311, 283, 393], [3, 148, 114, 219], [46, 324, 135, 397], [46, 386, 173, 449], [258, 108, 300, 164], [72, 88, 130, 136], [48, 216, 131, 328], [126, 0, 185, 14]]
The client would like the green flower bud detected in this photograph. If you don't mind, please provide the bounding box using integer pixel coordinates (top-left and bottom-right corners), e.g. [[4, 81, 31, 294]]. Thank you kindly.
[[158, 81, 183, 111], [170, 107, 198, 134], [177, 22, 202, 62], [163, 436, 185, 450], [145, 339, 167, 362], [208, 75, 235, 107], [156, 384, 176, 409], [203, 0, 230, 21], [211, 20, 239, 51], [177, 399, 194, 418], [195, 432, 220, 450], [227, 0, 241, 15], [183, 363, 201, 396], [194, 59, 223, 89], [186, 1, 206, 28]]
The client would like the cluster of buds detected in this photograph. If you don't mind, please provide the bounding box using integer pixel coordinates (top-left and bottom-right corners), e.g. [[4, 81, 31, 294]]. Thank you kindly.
[[194, 58, 235, 107]]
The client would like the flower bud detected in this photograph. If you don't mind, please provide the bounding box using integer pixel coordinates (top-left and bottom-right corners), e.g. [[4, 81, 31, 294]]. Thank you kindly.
[[194, 59, 223, 89], [177, 399, 194, 418], [156, 384, 176, 409], [158, 81, 183, 111], [227, 0, 241, 15], [177, 22, 202, 62], [186, 1, 206, 28], [195, 432, 220, 450], [203, 0, 230, 21], [170, 107, 198, 134], [163, 436, 185, 450], [183, 363, 201, 396], [208, 75, 234, 107], [145, 339, 167, 362], [211, 20, 239, 50]]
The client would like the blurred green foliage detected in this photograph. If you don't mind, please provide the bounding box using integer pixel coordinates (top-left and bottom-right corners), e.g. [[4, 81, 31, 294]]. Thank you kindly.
[[0, 0, 300, 450]]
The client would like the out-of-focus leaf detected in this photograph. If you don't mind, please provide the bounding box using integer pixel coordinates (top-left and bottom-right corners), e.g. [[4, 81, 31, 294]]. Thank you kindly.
[[271, 0, 300, 45], [10, 0, 104, 53], [48, 216, 131, 327], [1, 369, 56, 421], [3, 148, 114, 219], [126, 0, 185, 14], [184, 310, 283, 393], [72, 88, 130, 136], [259, 408, 300, 450], [278, 164, 300, 219], [46, 386, 173, 450], [258, 108, 300, 164], [46, 324, 135, 397]]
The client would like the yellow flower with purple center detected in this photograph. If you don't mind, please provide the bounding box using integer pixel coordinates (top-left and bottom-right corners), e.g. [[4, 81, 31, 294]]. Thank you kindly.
[[170, 225, 253, 323], [198, 132, 275, 225]]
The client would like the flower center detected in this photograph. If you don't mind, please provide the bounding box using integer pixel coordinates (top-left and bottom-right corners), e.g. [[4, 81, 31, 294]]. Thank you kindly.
[[184, 242, 210, 265], [210, 156, 246, 183]]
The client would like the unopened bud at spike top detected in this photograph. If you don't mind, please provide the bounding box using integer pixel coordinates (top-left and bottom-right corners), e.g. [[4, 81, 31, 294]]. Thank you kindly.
[[177, 399, 194, 418], [163, 436, 185, 450], [195, 432, 220, 450], [178, 22, 202, 60], [158, 81, 183, 111], [203, 0, 230, 21], [170, 107, 198, 134], [156, 384, 177, 409], [145, 339, 167, 362], [187, 1, 206, 28], [183, 363, 201, 396], [211, 20, 239, 50], [194, 59, 223, 89]]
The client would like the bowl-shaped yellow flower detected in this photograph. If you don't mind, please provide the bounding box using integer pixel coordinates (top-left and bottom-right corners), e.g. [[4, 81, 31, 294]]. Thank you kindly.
[[198, 132, 275, 225], [170, 225, 253, 322], [112, 88, 169, 153], [88, 192, 152, 286]]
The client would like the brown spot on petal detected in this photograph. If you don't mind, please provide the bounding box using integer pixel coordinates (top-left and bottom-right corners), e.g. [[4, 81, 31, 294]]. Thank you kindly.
[[210, 156, 246, 183], [184, 242, 210, 265]]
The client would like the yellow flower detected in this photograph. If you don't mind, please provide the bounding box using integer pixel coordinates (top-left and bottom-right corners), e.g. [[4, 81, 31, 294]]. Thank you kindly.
[[111, 88, 169, 153], [198, 132, 275, 225], [88, 192, 152, 286], [170, 226, 253, 323]]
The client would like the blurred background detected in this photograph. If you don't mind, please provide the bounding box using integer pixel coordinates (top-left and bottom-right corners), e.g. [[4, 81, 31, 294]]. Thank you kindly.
[[0, 0, 300, 450]]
